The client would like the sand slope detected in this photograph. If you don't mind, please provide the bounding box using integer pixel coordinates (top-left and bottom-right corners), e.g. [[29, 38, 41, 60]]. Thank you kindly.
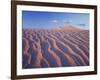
[[22, 27, 89, 68]]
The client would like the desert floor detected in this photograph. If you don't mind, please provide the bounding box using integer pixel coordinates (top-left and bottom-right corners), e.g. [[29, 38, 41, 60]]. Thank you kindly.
[[22, 27, 89, 68]]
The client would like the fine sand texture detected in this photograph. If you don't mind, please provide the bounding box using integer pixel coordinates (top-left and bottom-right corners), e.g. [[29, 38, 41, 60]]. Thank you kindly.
[[22, 27, 89, 69]]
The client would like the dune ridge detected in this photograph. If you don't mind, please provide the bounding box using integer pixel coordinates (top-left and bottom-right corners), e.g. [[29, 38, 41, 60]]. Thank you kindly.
[[22, 28, 89, 68]]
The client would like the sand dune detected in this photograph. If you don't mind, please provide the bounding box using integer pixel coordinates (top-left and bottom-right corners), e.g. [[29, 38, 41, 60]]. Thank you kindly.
[[22, 27, 89, 68]]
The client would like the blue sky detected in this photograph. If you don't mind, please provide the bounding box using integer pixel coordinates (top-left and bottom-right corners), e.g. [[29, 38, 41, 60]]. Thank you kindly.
[[22, 11, 89, 30]]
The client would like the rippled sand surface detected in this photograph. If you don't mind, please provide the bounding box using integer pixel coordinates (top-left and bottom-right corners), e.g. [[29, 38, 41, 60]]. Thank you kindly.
[[22, 28, 89, 68]]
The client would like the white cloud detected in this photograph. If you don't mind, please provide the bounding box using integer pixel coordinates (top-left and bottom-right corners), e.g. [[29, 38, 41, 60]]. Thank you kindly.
[[51, 20, 58, 23], [77, 23, 86, 26], [63, 20, 72, 23]]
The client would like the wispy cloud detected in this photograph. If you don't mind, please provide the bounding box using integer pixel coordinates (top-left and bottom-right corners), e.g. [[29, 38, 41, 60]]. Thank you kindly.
[[77, 23, 86, 26], [63, 20, 72, 24], [51, 20, 58, 23]]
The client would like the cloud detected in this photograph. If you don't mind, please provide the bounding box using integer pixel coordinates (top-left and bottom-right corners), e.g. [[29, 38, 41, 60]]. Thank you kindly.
[[63, 20, 72, 24], [77, 23, 86, 26], [51, 20, 58, 23]]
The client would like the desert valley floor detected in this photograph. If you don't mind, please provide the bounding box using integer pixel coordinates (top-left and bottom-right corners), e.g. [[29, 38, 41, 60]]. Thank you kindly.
[[22, 27, 89, 68]]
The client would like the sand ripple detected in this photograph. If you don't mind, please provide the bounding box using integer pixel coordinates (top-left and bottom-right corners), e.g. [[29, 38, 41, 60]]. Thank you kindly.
[[22, 29, 89, 68]]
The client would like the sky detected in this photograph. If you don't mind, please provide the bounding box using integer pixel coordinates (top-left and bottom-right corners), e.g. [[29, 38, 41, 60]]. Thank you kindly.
[[22, 11, 89, 30]]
